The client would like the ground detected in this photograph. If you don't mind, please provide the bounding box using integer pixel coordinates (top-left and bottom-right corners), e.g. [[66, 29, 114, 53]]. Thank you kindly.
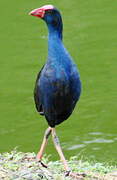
[[0, 150, 117, 180]]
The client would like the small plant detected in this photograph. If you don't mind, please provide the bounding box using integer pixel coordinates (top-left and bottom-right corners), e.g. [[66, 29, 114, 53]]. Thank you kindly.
[[0, 150, 116, 179]]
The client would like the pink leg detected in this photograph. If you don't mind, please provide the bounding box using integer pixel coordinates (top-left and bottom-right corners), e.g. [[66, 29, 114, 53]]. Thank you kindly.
[[51, 128, 70, 171], [36, 127, 52, 164], [51, 128, 85, 179]]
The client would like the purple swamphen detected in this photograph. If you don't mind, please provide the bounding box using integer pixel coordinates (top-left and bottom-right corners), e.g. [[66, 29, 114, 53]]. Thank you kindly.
[[29, 5, 82, 178]]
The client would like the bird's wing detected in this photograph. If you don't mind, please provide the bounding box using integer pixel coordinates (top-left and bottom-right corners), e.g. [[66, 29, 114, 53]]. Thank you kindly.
[[34, 65, 45, 115]]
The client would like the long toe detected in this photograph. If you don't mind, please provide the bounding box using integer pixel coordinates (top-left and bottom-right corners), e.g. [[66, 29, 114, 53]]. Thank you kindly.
[[38, 160, 48, 168]]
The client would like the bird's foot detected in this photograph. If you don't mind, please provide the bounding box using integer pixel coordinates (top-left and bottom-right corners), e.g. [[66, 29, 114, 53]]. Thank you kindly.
[[36, 154, 48, 168], [37, 160, 48, 168], [23, 155, 48, 168], [65, 171, 86, 179]]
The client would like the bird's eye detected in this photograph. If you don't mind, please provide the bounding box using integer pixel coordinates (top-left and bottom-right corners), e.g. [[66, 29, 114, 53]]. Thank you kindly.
[[53, 16, 59, 26], [46, 10, 53, 15]]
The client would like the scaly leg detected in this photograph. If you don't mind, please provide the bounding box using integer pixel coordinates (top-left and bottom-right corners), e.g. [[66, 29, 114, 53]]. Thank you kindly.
[[51, 128, 70, 171], [36, 127, 52, 167], [51, 128, 85, 179]]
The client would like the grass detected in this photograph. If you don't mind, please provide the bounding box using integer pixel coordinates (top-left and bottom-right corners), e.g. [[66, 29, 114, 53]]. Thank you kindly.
[[0, 150, 117, 180]]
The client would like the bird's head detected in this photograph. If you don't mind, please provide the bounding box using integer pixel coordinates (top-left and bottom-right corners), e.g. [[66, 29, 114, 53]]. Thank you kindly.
[[29, 5, 63, 38], [29, 5, 55, 19]]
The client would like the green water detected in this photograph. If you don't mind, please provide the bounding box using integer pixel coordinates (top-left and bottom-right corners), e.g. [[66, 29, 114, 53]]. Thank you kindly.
[[0, 0, 117, 164]]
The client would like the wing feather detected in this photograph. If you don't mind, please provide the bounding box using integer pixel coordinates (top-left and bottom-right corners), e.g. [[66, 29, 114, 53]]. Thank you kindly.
[[34, 65, 45, 115]]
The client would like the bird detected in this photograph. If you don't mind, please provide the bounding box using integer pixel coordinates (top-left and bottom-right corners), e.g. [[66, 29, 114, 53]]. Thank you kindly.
[[29, 5, 82, 178]]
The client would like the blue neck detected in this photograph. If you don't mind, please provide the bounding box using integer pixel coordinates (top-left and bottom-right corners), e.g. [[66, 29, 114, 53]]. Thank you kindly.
[[47, 23, 63, 40], [47, 24, 64, 62]]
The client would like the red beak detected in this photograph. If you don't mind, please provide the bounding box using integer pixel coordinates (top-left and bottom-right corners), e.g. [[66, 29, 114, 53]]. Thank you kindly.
[[29, 8, 45, 18], [29, 5, 54, 18]]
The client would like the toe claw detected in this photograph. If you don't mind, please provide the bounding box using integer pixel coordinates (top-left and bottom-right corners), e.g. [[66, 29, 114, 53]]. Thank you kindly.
[[38, 160, 48, 168], [65, 170, 71, 176]]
